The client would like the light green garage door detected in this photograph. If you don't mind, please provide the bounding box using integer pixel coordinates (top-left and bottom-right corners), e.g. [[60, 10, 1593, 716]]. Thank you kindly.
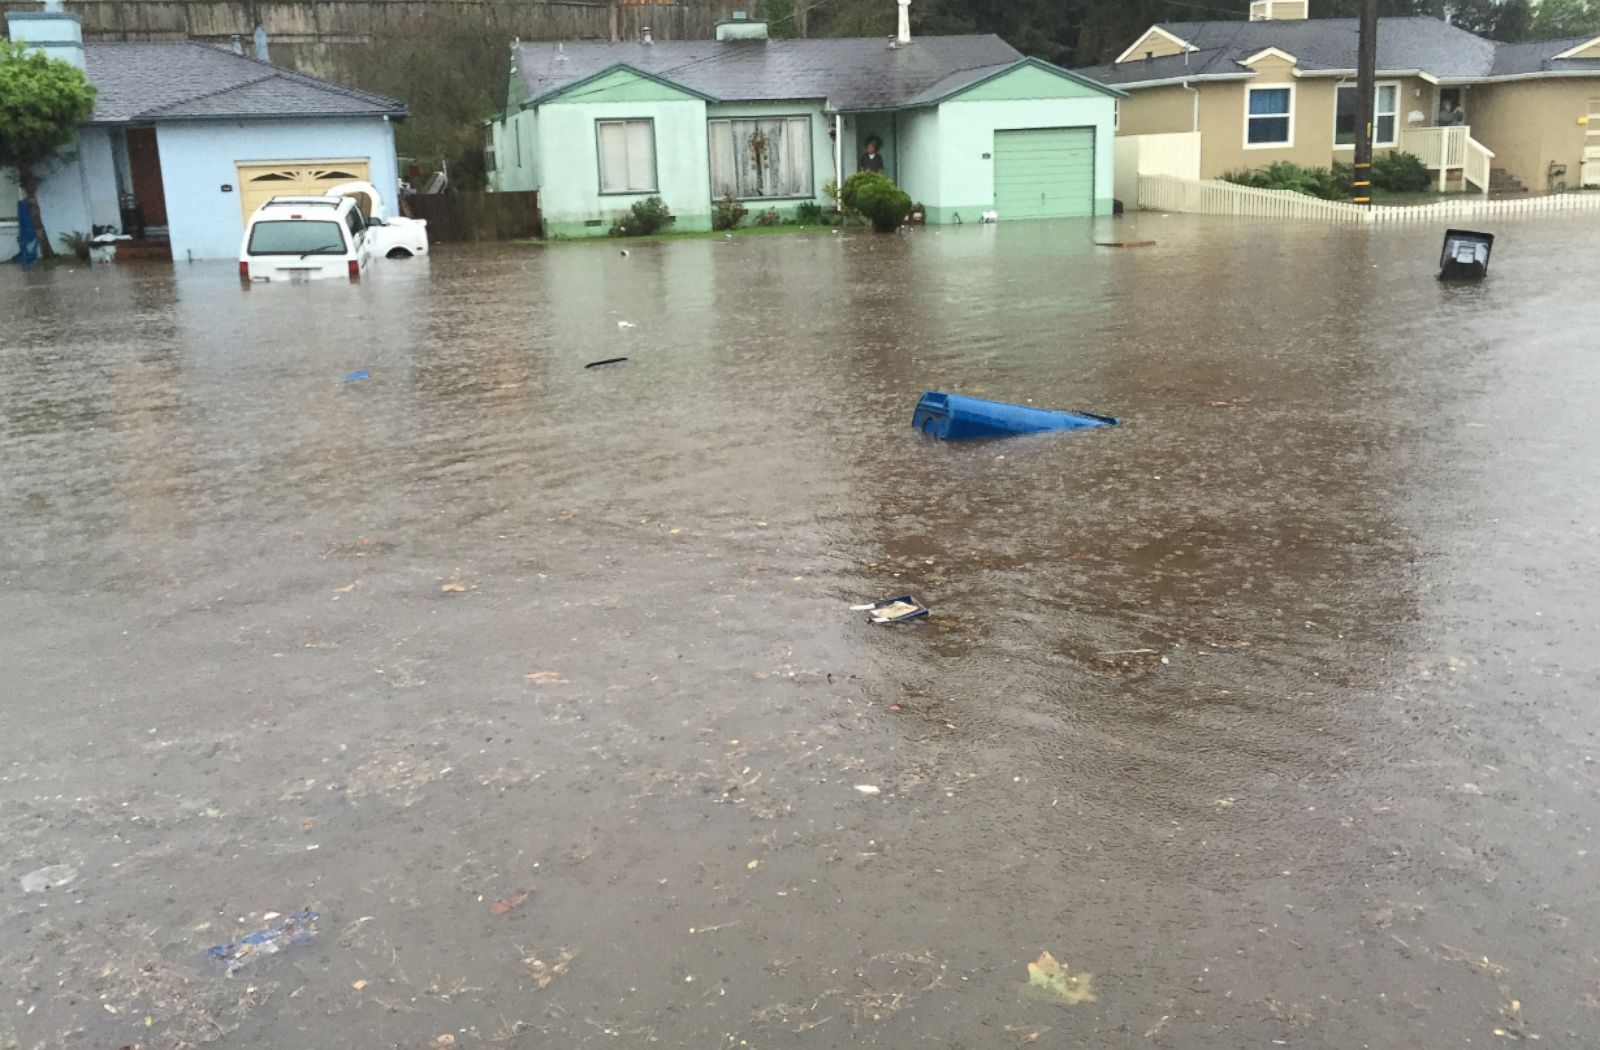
[[993, 127, 1095, 220]]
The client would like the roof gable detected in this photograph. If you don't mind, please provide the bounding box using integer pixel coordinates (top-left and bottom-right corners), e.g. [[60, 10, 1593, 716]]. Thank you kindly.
[[535, 63, 716, 106], [82, 43, 405, 124], [932, 57, 1124, 104], [1240, 47, 1299, 68], [1554, 36, 1600, 61], [1115, 26, 1197, 65]]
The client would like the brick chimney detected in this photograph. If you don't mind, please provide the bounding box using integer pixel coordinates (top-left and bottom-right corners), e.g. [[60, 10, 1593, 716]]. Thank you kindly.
[[4, 1, 86, 70]]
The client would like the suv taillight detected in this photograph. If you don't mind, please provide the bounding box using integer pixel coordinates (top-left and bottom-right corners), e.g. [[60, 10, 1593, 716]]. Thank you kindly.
[[239, 260, 249, 281], [348, 259, 360, 281]]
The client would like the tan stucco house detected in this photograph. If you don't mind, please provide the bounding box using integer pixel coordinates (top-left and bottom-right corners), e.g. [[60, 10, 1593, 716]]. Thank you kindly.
[[1076, 0, 1600, 195]]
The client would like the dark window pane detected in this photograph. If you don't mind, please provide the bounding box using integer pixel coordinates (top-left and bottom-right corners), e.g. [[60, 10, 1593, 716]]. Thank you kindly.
[[1249, 88, 1290, 116], [1248, 116, 1290, 144]]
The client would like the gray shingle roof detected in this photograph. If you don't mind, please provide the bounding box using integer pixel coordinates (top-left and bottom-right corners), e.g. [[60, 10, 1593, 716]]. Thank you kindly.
[[513, 35, 1025, 111], [1489, 35, 1600, 75], [82, 43, 406, 124], [1076, 18, 1600, 86]]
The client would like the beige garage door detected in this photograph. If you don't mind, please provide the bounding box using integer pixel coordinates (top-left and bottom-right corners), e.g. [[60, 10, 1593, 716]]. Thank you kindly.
[[236, 160, 372, 222]]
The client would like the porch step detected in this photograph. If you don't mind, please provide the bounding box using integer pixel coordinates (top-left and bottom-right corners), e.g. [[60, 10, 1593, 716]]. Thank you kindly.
[[1489, 168, 1528, 193], [115, 238, 172, 262]]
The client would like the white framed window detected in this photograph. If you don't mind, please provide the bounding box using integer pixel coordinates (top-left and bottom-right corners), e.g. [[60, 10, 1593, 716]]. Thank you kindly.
[[1245, 85, 1294, 148], [707, 116, 813, 200], [1334, 82, 1399, 148], [596, 119, 657, 195]]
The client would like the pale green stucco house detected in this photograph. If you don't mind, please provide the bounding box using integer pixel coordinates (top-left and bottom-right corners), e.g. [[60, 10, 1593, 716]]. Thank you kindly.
[[487, 17, 1125, 237]]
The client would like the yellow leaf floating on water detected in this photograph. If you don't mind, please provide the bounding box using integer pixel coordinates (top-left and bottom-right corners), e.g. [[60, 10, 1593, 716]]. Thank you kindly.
[[1027, 951, 1097, 1005]]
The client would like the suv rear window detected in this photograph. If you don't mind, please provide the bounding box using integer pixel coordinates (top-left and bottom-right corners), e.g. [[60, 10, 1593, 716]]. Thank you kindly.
[[248, 219, 348, 256]]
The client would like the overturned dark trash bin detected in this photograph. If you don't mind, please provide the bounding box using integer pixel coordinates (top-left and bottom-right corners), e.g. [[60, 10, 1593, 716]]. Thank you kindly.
[[1439, 229, 1494, 281], [913, 391, 1119, 441]]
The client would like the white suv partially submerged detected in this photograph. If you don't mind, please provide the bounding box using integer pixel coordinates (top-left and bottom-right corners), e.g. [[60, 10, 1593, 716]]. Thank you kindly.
[[239, 196, 374, 282]]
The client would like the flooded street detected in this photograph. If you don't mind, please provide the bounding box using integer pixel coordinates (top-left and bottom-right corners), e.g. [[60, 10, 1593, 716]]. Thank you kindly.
[[3, 215, 1599, 1049]]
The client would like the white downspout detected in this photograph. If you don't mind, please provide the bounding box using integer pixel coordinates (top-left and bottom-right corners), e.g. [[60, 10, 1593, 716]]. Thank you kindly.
[[1183, 80, 1199, 133]]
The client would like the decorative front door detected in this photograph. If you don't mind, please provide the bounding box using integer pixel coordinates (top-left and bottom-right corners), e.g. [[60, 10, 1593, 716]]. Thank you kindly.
[[125, 127, 169, 229]]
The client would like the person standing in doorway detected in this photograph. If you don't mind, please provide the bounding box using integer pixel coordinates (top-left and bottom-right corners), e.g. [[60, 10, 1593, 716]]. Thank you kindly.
[[1439, 100, 1465, 126], [858, 136, 884, 173]]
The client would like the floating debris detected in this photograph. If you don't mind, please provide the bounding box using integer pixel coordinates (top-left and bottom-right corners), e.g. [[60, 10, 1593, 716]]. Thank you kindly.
[[1025, 951, 1096, 1005], [525, 948, 575, 990], [20, 864, 78, 893], [490, 889, 532, 916], [585, 357, 630, 369], [341, 370, 370, 383], [855, 596, 929, 624], [207, 910, 319, 977]]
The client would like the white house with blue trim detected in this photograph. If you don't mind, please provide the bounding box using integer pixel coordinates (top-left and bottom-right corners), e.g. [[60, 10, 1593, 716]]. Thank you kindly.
[[4, 2, 406, 261]]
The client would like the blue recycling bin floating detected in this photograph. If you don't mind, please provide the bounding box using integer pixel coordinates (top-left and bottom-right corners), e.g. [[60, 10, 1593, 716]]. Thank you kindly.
[[912, 391, 1119, 441]]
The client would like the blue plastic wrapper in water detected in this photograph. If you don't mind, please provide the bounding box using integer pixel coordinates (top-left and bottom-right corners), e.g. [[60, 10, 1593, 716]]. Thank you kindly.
[[208, 910, 320, 976]]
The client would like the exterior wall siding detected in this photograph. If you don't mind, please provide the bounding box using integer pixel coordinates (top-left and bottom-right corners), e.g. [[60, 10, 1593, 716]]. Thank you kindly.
[[930, 96, 1116, 220], [1116, 84, 1198, 136], [492, 108, 540, 193], [155, 117, 399, 260], [1468, 79, 1598, 191], [537, 97, 711, 237], [34, 129, 113, 243], [895, 108, 941, 212]]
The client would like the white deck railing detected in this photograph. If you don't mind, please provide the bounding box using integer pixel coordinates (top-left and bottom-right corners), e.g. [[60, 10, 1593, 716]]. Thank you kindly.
[[1137, 174, 1600, 224], [1397, 126, 1494, 194]]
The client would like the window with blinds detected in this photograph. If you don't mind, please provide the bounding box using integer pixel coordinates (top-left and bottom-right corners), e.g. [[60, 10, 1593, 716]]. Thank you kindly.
[[708, 116, 813, 200], [596, 119, 658, 194]]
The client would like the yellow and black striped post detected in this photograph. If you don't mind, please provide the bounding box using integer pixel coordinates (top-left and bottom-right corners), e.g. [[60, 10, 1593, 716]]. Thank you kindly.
[[1353, 0, 1378, 207]]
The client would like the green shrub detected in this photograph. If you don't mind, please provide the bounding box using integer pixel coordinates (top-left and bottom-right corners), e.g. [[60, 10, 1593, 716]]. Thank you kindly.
[[609, 196, 674, 237], [1373, 151, 1431, 193], [712, 191, 747, 231], [1222, 161, 1348, 201], [1331, 161, 1356, 197], [57, 230, 92, 261], [840, 170, 912, 233], [1221, 167, 1267, 188], [793, 200, 824, 225]]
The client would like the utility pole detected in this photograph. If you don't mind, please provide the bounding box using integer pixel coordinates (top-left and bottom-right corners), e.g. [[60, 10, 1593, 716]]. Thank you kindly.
[[1352, 0, 1378, 205]]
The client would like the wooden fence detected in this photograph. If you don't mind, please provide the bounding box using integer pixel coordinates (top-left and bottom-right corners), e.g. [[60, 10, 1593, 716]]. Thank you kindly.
[[410, 191, 542, 242], [1137, 174, 1600, 224]]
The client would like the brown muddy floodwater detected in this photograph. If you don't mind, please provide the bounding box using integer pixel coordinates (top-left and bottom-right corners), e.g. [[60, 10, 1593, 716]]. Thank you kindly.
[[2, 215, 1599, 1050]]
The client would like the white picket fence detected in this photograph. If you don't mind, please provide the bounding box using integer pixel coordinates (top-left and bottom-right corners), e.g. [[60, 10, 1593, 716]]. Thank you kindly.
[[1137, 174, 1600, 224]]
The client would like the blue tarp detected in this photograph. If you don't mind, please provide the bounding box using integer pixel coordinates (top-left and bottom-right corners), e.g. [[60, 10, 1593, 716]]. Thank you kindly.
[[14, 199, 39, 265]]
